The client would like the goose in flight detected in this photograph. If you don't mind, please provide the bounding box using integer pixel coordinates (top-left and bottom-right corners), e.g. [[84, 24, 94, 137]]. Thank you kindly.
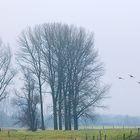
[[129, 75, 134, 78], [118, 77, 124, 80]]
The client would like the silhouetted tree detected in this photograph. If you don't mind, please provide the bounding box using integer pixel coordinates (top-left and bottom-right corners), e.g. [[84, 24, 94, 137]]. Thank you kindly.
[[41, 23, 108, 130], [17, 29, 45, 130], [13, 67, 40, 131], [17, 23, 108, 130]]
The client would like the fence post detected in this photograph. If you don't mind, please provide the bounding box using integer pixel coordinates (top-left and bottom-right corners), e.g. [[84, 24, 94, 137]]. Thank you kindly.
[[104, 135, 107, 140], [129, 130, 132, 140], [8, 131, 10, 138], [86, 134, 88, 140], [130, 130, 132, 136], [138, 128, 140, 135], [123, 134, 125, 140], [99, 130, 102, 140]]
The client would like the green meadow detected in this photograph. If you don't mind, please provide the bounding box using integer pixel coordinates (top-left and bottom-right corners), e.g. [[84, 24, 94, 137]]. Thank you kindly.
[[0, 128, 139, 140]]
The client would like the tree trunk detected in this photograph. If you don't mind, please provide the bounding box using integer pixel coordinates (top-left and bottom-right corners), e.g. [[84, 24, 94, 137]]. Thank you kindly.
[[53, 98, 58, 130], [64, 94, 68, 130], [68, 90, 72, 130], [58, 92, 62, 130], [74, 116, 78, 130], [68, 105, 72, 130], [73, 101, 78, 130], [39, 78, 45, 130], [58, 102, 62, 130]]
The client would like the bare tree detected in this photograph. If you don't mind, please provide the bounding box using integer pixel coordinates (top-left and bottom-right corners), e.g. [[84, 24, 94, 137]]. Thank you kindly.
[[13, 67, 40, 131], [0, 39, 16, 101], [17, 23, 108, 130], [41, 23, 109, 130], [17, 28, 45, 130], [41, 24, 62, 130]]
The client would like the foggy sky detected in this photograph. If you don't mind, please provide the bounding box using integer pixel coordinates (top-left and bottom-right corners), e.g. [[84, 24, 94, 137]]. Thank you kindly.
[[0, 0, 140, 116]]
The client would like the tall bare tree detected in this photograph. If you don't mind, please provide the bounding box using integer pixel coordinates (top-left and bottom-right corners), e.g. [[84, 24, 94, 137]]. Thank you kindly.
[[13, 67, 40, 131], [0, 39, 16, 101], [41, 24, 62, 130], [40, 23, 109, 130], [17, 23, 108, 130], [63, 28, 109, 129], [17, 28, 45, 130]]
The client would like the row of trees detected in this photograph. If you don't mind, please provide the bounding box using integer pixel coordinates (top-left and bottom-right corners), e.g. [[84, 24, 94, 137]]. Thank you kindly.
[[0, 23, 109, 131]]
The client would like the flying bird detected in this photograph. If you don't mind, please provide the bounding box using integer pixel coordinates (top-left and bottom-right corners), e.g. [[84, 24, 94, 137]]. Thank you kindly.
[[118, 77, 124, 80], [129, 75, 135, 78]]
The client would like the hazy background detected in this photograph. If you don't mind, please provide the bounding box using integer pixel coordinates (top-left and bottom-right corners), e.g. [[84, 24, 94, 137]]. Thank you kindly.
[[0, 0, 140, 116]]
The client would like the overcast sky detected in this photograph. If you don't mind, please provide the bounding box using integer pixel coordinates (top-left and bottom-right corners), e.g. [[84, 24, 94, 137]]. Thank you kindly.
[[0, 0, 140, 116]]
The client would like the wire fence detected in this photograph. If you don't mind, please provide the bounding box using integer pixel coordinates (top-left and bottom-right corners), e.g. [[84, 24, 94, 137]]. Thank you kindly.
[[0, 128, 139, 140]]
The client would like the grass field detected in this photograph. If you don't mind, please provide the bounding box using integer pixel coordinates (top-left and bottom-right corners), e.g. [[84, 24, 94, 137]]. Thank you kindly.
[[0, 128, 139, 140]]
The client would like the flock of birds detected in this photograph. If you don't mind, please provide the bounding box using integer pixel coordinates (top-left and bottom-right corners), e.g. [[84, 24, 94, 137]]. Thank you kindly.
[[118, 74, 140, 84]]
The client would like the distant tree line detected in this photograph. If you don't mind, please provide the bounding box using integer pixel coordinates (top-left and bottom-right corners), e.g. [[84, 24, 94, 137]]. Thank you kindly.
[[0, 23, 109, 131]]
